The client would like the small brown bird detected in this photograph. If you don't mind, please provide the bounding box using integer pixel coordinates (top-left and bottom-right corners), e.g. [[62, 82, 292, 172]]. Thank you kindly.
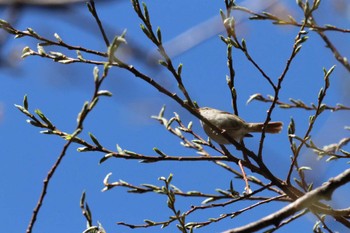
[[198, 107, 283, 144]]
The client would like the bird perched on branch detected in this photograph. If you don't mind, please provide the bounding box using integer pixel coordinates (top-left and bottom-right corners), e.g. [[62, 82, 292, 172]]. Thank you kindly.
[[198, 107, 283, 144]]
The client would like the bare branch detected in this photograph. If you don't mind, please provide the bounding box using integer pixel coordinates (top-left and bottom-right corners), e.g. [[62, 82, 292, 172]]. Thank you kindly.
[[223, 168, 350, 233]]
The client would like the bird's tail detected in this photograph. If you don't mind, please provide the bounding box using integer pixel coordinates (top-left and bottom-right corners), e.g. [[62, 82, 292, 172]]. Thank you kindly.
[[248, 122, 283, 134]]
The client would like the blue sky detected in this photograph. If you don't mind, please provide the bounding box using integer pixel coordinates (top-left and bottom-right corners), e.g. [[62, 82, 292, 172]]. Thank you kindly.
[[1, 1, 350, 232]]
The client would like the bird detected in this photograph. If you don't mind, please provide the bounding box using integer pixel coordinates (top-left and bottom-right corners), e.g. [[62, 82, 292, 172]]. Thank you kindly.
[[198, 107, 283, 144]]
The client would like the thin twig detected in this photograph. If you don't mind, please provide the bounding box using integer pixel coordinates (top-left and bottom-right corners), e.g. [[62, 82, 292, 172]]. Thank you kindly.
[[0, 20, 106, 57], [26, 131, 79, 233], [87, 0, 110, 47], [248, 93, 350, 112], [233, 5, 350, 72], [286, 66, 334, 184], [223, 168, 350, 233]]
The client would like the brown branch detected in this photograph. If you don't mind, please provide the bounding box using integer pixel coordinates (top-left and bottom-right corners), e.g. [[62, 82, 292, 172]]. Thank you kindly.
[[264, 209, 309, 232], [233, 4, 350, 72], [223, 168, 350, 233], [0, 20, 107, 57], [248, 93, 350, 112], [187, 194, 286, 229], [312, 22, 350, 72], [257, 17, 310, 160], [26, 131, 79, 233], [87, 0, 110, 47], [286, 66, 335, 184], [131, 0, 194, 107]]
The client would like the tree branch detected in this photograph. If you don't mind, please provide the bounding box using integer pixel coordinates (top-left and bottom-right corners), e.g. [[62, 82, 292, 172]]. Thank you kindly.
[[222, 168, 350, 233]]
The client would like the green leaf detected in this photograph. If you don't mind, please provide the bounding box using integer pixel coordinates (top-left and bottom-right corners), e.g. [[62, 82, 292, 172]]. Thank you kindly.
[[177, 63, 183, 76], [89, 97, 99, 110], [21, 46, 32, 58], [246, 93, 263, 104], [241, 38, 246, 50], [303, 1, 310, 15], [176, 225, 185, 232], [116, 144, 124, 154], [89, 132, 102, 148], [142, 184, 160, 190], [97, 90, 113, 97], [340, 149, 350, 156], [313, 0, 321, 10], [35, 109, 54, 129], [153, 147, 167, 157], [77, 147, 93, 152], [324, 65, 336, 88], [76, 50, 84, 60], [309, 139, 316, 148], [296, 0, 303, 8], [318, 88, 325, 100], [27, 28, 38, 36], [107, 30, 127, 63], [309, 115, 315, 125], [219, 9, 226, 22], [77, 101, 89, 124], [144, 219, 156, 226], [187, 121, 193, 130], [318, 104, 327, 114], [288, 117, 295, 134], [0, 19, 9, 26], [40, 130, 54, 134], [279, 104, 291, 109], [85, 202, 92, 221], [223, 17, 235, 34], [82, 226, 99, 233], [201, 197, 215, 204], [14, 104, 32, 117], [142, 2, 150, 21], [219, 35, 228, 45], [216, 188, 231, 196], [159, 59, 167, 67], [140, 24, 151, 39], [158, 105, 166, 118], [124, 150, 139, 157], [93, 66, 99, 82], [326, 156, 338, 162], [26, 119, 42, 127], [293, 44, 302, 55], [298, 166, 312, 172], [170, 184, 181, 192], [161, 222, 170, 229], [186, 191, 202, 195], [167, 173, 173, 184], [57, 59, 74, 64], [99, 153, 114, 164], [54, 33, 62, 43], [156, 27, 162, 43], [37, 44, 45, 55], [296, 36, 308, 45], [307, 182, 313, 191], [80, 191, 86, 207]]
